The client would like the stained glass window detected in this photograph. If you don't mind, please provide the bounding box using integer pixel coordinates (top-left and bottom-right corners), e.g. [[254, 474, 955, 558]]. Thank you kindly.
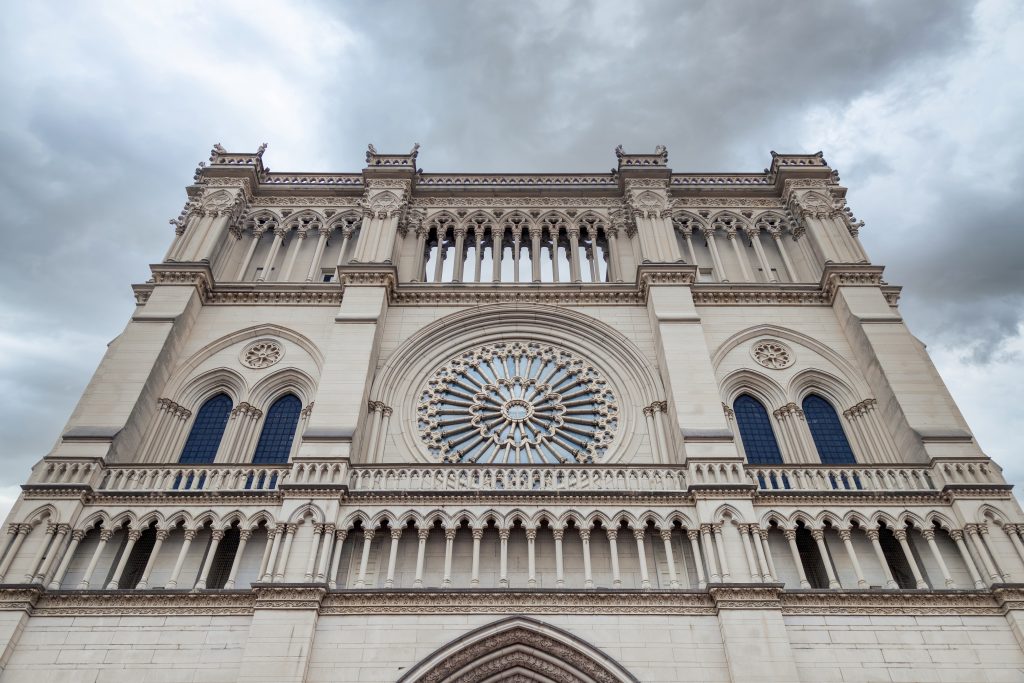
[[252, 394, 302, 464], [734, 394, 783, 464], [179, 393, 232, 464], [803, 394, 856, 465]]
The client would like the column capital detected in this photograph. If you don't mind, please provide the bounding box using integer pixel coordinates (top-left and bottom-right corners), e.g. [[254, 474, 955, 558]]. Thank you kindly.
[[239, 529, 252, 542], [737, 524, 750, 534], [362, 528, 375, 541], [949, 529, 964, 541], [444, 528, 457, 541], [578, 528, 591, 542], [810, 529, 825, 542], [783, 529, 797, 541], [211, 530, 226, 541], [99, 529, 115, 541], [687, 529, 700, 541], [286, 524, 299, 534], [865, 528, 880, 541], [605, 528, 618, 542], [633, 528, 646, 542], [838, 528, 852, 542], [417, 528, 431, 541], [551, 528, 564, 541], [72, 529, 88, 542], [335, 528, 349, 541], [660, 529, 673, 542], [390, 528, 403, 541], [921, 528, 936, 541], [498, 528, 511, 541], [127, 529, 142, 542], [155, 529, 171, 541]]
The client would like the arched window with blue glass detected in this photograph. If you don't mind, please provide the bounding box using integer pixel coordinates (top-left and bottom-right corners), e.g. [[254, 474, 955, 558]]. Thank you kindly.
[[733, 394, 784, 464], [252, 394, 302, 464], [802, 393, 856, 464], [178, 393, 233, 464]]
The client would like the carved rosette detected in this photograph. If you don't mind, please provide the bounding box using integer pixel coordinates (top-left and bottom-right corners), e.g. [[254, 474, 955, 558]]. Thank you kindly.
[[240, 340, 284, 369], [417, 342, 618, 465], [750, 339, 794, 370]]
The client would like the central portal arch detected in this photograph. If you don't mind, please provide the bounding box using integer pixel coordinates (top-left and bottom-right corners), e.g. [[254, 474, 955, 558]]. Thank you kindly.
[[398, 616, 638, 683]]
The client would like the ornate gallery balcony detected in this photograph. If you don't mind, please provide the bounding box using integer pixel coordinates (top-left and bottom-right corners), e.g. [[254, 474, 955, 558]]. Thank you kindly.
[[25, 456, 1005, 498]]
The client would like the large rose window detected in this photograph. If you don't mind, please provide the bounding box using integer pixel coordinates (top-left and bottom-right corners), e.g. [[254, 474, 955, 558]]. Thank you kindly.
[[417, 342, 618, 464]]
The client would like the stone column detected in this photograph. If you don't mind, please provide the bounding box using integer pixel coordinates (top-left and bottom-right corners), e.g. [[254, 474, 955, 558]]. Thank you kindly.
[[442, 528, 456, 588], [451, 226, 467, 282], [274, 524, 297, 584], [768, 228, 798, 281], [281, 227, 308, 281], [106, 529, 141, 589], [701, 226, 728, 281], [224, 530, 252, 590], [499, 528, 510, 588], [526, 528, 537, 588], [605, 224, 621, 282], [529, 225, 543, 282], [701, 524, 720, 583], [811, 529, 841, 589], [328, 529, 347, 589], [726, 227, 754, 281], [783, 529, 811, 589], [303, 524, 323, 582], [580, 528, 594, 589], [33, 524, 68, 584], [921, 528, 956, 588], [751, 527, 772, 582], [305, 225, 332, 282], [48, 529, 87, 590], [257, 525, 279, 584], [135, 529, 168, 590], [491, 226, 503, 282], [951, 529, 986, 589], [0, 525, 29, 582], [978, 525, 1011, 582], [413, 528, 429, 588], [470, 528, 482, 588], [1004, 524, 1024, 573], [738, 525, 759, 583], [839, 528, 867, 588], [606, 528, 622, 588], [746, 225, 776, 282], [759, 528, 779, 582], [257, 226, 287, 281], [78, 529, 113, 589], [354, 528, 375, 588], [661, 529, 680, 588], [567, 226, 582, 283], [553, 528, 565, 588], [965, 525, 1001, 583], [689, 529, 707, 588], [385, 528, 402, 589], [866, 528, 898, 589], [713, 524, 732, 582], [634, 528, 651, 589], [23, 524, 56, 584], [315, 525, 336, 583], [194, 530, 225, 590]]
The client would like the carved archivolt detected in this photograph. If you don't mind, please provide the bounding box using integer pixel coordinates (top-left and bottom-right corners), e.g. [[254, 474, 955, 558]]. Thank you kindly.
[[417, 342, 618, 465], [400, 617, 638, 683]]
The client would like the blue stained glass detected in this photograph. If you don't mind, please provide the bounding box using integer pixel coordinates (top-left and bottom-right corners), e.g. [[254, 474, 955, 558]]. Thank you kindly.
[[252, 394, 302, 464], [178, 394, 232, 464], [803, 394, 856, 465], [734, 394, 784, 464]]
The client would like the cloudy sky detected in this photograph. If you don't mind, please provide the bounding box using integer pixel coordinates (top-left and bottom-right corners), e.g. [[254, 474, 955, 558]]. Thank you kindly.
[[0, 1, 1021, 517]]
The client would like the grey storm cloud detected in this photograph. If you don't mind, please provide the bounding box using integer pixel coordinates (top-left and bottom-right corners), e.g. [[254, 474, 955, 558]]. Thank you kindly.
[[0, 0, 1022, 514]]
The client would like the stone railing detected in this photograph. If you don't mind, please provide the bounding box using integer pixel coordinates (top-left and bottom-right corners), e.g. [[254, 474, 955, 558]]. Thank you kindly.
[[347, 465, 688, 494], [930, 458, 1004, 488], [749, 465, 937, 493], [96, 464, 288, 493], [28, 459, 104, 489]]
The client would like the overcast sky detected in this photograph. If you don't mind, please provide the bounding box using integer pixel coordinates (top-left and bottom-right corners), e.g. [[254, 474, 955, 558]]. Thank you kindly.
[[1, 1, 1022, 518]]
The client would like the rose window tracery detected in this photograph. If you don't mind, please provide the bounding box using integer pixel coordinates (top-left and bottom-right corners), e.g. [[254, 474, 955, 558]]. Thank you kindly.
[[418, 342, 617, 465], [241, 340, 284, 369], [751, 339, 793, 370]]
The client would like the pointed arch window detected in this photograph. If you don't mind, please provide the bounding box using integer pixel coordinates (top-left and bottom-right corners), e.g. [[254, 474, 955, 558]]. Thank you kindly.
[[803, 394, 856, 464], [733, 394, 783, 464], [252, 394, 302, 464], [179, 393, 232, 464]]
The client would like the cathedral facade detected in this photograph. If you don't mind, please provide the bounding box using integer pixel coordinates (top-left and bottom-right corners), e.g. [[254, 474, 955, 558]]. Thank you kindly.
[[0, 144, 1021, 683]]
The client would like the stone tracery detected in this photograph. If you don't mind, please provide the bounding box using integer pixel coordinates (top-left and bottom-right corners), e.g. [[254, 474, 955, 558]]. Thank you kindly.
[[418, 342, 617, 465]]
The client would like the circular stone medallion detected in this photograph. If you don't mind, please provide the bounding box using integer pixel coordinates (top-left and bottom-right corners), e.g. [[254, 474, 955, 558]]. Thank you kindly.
[[241, 340, 284, 369], [750, 339, 794, 370]]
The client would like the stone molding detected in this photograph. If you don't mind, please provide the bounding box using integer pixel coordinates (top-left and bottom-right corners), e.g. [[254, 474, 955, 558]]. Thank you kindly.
[[2, 587, 1016, 617]]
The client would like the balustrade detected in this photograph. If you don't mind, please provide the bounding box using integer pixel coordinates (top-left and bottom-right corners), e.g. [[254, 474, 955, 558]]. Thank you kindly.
[[96, 464, 288, 493], [347, 465, 688, 493]]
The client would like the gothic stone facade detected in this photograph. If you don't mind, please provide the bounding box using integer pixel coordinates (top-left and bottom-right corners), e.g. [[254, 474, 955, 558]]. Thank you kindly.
[[0, 144, 1021, 683]]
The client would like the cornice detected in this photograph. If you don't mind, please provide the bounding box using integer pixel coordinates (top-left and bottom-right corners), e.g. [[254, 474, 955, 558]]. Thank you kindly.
[[3, 587, 1013, 618]]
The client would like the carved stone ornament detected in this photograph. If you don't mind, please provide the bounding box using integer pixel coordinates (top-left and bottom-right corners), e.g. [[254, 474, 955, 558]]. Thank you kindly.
[[750, 339, 794, 370], [240, 339, 284, 369], [418, 342, 618, 465]]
